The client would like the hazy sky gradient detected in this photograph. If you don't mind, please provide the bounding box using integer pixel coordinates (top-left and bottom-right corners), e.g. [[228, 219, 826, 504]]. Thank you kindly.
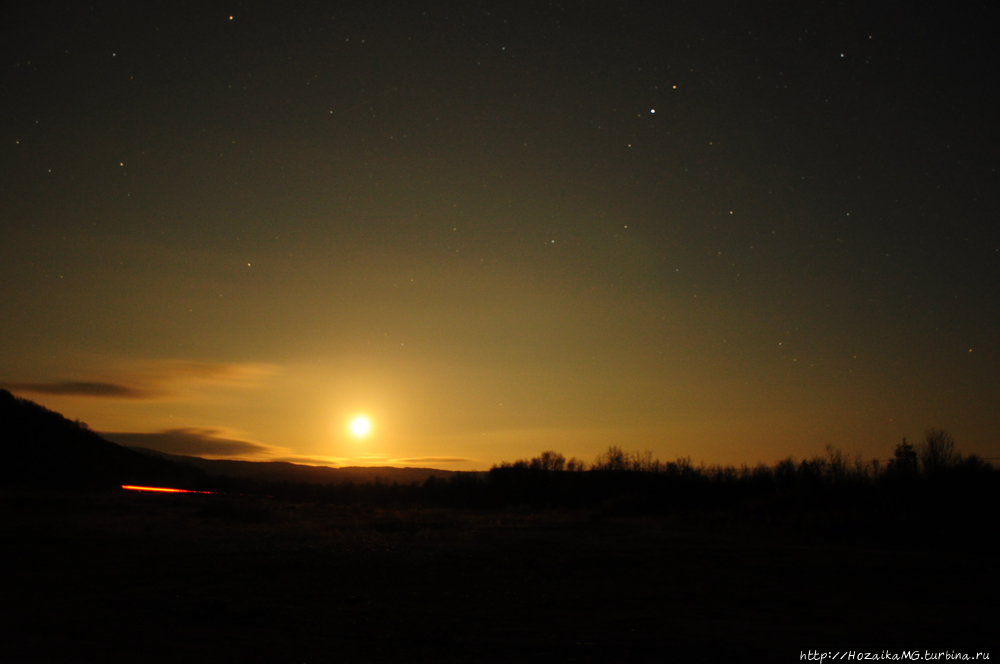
[[3, 2, 997, 468]]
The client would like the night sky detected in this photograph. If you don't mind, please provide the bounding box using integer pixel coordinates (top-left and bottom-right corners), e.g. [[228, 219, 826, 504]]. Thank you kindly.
[[3, 1, 997, 469]]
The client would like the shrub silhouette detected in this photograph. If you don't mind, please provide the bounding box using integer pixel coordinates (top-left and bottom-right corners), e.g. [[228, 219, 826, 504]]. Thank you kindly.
[[888, 438, 919, 476]]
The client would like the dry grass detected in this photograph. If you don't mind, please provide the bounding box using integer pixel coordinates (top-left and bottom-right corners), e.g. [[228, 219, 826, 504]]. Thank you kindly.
[[1, 487, 994, 662]]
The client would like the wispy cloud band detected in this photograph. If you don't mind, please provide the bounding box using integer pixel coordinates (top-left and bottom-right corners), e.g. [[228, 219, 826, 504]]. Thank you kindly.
[[1, 381, 163, 399], [103, 428, 278, 458], [392, 457, 476, 464], [1, 359, 277, 401]]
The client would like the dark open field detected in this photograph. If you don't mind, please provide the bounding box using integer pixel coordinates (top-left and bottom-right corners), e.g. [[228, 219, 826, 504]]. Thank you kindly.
[[2, 487, 994, 663]]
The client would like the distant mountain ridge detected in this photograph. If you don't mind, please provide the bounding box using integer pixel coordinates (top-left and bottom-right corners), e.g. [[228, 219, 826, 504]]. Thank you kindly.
[[127, 447, 471, 485]]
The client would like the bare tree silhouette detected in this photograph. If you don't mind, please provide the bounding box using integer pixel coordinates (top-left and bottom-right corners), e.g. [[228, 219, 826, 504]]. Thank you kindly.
[[530, 451, 566, 471], [919, 429, 960, 475]]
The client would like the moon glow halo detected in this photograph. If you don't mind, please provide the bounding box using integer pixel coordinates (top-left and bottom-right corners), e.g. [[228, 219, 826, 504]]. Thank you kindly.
[[349, 415, 373, 439]]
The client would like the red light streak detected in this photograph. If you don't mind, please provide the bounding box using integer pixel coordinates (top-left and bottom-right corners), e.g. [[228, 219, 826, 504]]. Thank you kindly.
[[121, 485, 214, 494]]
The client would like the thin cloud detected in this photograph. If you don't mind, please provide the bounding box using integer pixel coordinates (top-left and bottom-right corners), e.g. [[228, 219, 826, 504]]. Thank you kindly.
[[103, 428, 278, 458], [270, 455, 342, 467], [2, 359, 278, 401], [392, 457, 477, 464], [142, 360, 277, 383], [1, 381, 164, 399]]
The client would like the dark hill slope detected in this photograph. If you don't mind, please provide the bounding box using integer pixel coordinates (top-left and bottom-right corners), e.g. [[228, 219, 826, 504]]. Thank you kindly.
[[0, 389, 205, 490]]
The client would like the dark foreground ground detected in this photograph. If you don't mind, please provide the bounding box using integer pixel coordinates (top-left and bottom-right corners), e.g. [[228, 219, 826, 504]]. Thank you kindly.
[[1, 488, 994, 663]]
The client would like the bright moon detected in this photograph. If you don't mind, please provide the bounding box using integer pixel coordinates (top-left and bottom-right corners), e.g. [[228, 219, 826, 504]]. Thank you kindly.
[[349, 415, 373, 438]]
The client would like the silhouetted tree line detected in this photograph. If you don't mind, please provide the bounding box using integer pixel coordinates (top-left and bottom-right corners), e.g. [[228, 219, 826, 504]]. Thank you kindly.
[[202, 430, 995, 536]]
